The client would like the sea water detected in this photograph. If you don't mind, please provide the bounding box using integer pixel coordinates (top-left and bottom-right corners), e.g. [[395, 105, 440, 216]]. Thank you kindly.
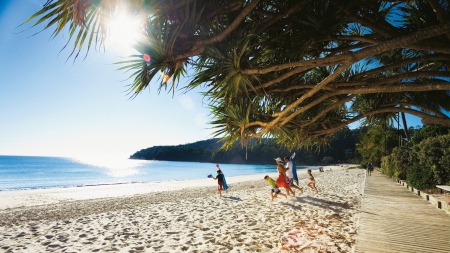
[[0, 155, 312, 191]]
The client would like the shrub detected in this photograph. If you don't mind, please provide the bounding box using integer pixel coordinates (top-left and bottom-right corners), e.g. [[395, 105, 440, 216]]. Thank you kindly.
[[321, 156, 335, 164], [406, 163, 435, 190], [414, 133, 450, 185], [402, 132, 450, 189], [381, 155, 396, 178], [391, 146, 411, 180]]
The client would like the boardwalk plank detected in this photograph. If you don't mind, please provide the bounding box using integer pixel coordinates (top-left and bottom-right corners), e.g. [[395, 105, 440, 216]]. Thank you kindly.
[[355, 170, 450, 253]]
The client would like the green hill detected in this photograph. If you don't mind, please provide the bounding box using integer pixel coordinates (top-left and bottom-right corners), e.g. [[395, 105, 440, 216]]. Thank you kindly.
[[130, 128, 362, 165]]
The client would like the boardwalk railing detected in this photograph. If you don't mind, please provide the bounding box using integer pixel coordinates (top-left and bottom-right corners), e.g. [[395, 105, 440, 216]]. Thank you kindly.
[[355, 170, 450, 253], [396, 179, 450, 213]]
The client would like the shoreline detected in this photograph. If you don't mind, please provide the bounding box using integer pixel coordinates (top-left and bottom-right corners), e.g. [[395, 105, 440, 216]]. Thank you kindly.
[[0, 165, 354, 210]]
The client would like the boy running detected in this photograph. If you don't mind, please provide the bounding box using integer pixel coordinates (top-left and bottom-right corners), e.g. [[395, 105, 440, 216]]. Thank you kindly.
[[264, 175, 287, 201]]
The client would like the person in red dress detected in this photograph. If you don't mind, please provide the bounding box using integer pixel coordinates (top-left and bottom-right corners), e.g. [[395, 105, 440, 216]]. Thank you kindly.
[[274, 157, 295, 197]]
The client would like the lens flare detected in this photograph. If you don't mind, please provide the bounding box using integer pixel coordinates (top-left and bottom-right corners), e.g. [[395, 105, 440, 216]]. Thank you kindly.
[[143, 54, 151, 62]]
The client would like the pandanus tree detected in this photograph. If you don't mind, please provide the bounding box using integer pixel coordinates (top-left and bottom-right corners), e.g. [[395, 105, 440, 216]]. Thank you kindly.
[[25, 0, 450, 149]]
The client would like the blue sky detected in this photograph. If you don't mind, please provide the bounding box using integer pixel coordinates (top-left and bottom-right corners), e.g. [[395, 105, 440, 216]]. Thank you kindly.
[[0, 1, 426, 160], [0, 0, 214, 159]]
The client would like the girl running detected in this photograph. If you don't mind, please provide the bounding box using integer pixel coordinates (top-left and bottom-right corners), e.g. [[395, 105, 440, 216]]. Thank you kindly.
[[307, 169, 319, 193]]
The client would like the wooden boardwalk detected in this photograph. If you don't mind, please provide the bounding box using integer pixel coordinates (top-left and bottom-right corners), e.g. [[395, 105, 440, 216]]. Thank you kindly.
[[355, 170, 450, 253]]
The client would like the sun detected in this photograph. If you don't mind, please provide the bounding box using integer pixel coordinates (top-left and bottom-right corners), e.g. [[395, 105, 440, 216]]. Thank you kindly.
[[106, 12, 141, 56]]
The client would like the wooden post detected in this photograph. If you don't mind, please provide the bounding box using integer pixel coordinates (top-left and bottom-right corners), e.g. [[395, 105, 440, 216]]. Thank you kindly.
[[418, 190, 420, 196], [426, 195, 429, 201], [438, 201, 442, 209]]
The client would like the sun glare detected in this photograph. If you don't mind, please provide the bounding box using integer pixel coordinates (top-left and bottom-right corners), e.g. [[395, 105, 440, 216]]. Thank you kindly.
[[106, 12, 141, 56]]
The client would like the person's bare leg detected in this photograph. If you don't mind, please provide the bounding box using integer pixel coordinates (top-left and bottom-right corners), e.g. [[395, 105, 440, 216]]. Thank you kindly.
[[312, 183, 318, 193], [307, 182, 312, 190], [270, 192, 274, 201], [293, 185, 303, 193], [284, 187, 291, 196], [279, 192, 287, 198], [286, 188, 295, 197]]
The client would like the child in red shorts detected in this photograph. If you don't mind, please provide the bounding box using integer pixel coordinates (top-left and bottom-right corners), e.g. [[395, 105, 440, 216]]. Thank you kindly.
[[212, 170, 225, 197]]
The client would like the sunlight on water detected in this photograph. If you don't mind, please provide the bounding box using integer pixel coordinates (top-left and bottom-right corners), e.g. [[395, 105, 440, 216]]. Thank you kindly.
[[70, 155, 152, 178], [0, 156, 291, 190]]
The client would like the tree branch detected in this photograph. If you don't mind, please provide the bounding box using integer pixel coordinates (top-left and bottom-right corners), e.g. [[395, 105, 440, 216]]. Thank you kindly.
[[297, 95, 355, 128], [332, 35, 380, 44], [353, 54, 450, 80], [396, 102, 447, 118], [173, 0, 260, 61], [243, 22, 450, 76], [247, 82, 450, 138], [426, 0, 450, 41], [251, 63, 351, 137], [255, 0, 310, 34], [311, 107, 450, 136], [267, 84, 335, 93], [335, 71, 450, 88]]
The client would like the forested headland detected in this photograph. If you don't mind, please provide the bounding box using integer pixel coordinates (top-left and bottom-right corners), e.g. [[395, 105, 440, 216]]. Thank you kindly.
[[131, 124, 450, 174], [130, 127, 363, 165]]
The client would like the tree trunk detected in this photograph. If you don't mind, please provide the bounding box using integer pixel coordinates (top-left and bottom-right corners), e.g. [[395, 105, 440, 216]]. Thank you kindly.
[[401, 112, 410, 141]]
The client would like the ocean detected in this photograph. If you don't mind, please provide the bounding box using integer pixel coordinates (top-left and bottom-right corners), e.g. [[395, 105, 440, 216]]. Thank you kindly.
[[0, 155, 312, 191]]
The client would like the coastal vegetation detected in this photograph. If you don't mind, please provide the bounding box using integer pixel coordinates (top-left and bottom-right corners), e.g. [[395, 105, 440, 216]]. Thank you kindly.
[[380, 125, 450, 190], [131, 126, 363, 165], [25, 0, 450, 151]]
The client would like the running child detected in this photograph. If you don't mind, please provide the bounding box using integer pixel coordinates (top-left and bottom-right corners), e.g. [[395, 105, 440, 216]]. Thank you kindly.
[[264, 175, 287, 201], [307, 169, 319, 193]]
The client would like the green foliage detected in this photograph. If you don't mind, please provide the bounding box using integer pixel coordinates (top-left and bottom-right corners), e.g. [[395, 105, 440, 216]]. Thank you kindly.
[[322, 127, 361, 163], [414, 134, 450, 185], [405, 131, 450, 188], [356, 126, 398, 164], [410, 125, 450, 145], [406, 163, 436, 190], [130, 127, 362, 164], [391, 146, 411, 180], [380, 155, 396, 178], [382, 126, 450, 189], [321, 156, 335, 164], [24, 0, 450, 149]]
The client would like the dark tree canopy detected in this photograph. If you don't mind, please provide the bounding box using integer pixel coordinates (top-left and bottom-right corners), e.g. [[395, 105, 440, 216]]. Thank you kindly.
[[129, 127, 362, 165], [26, 0, 450, 149]]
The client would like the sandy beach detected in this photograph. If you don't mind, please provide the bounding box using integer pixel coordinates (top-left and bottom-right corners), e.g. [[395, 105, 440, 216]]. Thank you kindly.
[[0, 165, 364, 252]]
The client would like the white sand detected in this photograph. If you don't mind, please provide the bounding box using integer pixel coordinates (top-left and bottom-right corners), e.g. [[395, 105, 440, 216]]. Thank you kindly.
[[0, 173, 280, 210], [0, 165, 364, 252]]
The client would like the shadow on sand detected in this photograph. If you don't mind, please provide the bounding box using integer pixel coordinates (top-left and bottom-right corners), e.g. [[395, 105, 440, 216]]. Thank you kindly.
[[222, 196, 242, 201], [279, 195, 378, 216]]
